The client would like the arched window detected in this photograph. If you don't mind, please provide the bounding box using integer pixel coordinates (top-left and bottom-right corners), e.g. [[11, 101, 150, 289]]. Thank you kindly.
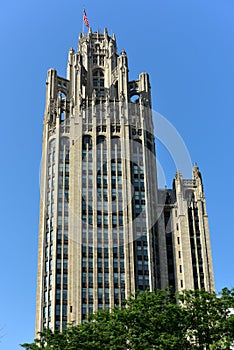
[[59, 91, 67, 99], [96, 135, 106, 145], [93, 70, 105, 97], [83, 135, 92, 148], [130, 94, 139, 103], [82, 135, 92, 160]]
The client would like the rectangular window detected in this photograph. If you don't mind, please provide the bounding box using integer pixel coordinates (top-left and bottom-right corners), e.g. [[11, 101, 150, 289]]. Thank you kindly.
[[57, 243, 62, 255], [44, 275, 48, 287], [82, 273, 86, 283], [82, 304, 86, 315], [63, 244, 68, 255], [56, 305, 60, 316], [120, 273, 125, 284], [98, 288, 102, 299], [58, 202, 63, 211], [104, 214, 108, 225], [48, 305, 51, 318], [57, 259, 61, 270], [112, 215, 117, 225], [43, 306, 47, 318], [63, 274, 68, 285], [98, 273, 102, 284], [57, 216, 62, 225], [64, 259, 68, 270], [89, 273, 93, 283], [114, 273, 118, 284], [56, 289, 61, 300], [82, 257, 86, 267], [63, 290, 67, 300], [62, 305, 67, 317]]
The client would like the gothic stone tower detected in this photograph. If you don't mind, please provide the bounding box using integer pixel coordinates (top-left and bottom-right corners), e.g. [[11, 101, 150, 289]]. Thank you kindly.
[[35, 28, 214, 334], [157, 164, 215, 293], [36, 28, 159, 333]]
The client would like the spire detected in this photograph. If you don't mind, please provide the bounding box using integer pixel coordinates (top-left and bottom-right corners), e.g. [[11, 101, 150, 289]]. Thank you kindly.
[[193, 162, 201, 180], [193, 162, 204, 193]]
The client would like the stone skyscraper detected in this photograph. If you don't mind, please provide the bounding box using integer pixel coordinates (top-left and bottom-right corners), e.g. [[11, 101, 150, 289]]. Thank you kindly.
[[36, 28, 214, 333]]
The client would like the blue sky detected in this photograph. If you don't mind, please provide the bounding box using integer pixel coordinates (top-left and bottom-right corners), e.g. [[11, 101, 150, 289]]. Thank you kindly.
[[0, 0, 233, 348]]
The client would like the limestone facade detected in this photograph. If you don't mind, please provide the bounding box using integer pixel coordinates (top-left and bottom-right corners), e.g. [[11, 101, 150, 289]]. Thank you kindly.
[[35, 28, 214, 334]]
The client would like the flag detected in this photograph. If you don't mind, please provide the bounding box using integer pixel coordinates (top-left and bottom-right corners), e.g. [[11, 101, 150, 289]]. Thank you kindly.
[[83, 10, 90, 28]]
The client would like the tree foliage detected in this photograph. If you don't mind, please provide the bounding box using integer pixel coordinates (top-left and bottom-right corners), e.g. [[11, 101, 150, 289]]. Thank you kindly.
[[21, 288, 234, 350], [179, 288, 234, 349]]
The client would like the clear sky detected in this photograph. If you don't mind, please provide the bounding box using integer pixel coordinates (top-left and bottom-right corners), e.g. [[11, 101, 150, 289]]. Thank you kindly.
[[0, 0, 233, 348]]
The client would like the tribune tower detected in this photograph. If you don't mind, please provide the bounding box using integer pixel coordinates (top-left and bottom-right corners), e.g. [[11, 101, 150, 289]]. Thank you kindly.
[[36, 28, 214, 333]]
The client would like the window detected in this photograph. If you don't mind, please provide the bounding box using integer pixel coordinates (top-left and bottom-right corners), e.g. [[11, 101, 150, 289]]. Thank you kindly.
[[104, 214, 108, 226], [48, 305, 51, 318], [97, 214, 102, 226], [93, 70, 105, 97], [44, 275, 48, 287], [82, 304, 86, 315], [98, 288, 103, 299], [56, 289, 61, 300], [50, 231, 54, 241], [57, 259, 61, 270], [114, 273, 118, 284], [88, 305, 93, 314], [112, 215, 117, 226], [82, 272, 86, 283], [89, 273, 93, 283], [98, 273, 102, 284], [63, 290, 67, 300], [56, 305, 60, 316], [103, 258, 108, 268], [62, 304, 67, 317], [64, 259, 68, 270], [63, 273, 67, 284]]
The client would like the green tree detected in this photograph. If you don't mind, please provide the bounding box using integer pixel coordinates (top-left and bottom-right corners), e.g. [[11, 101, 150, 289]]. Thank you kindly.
[[122, 289, 189, 350], [21, 328, 69, 349], [178, 288, 234, 350], [21, 288, 234, 350]]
